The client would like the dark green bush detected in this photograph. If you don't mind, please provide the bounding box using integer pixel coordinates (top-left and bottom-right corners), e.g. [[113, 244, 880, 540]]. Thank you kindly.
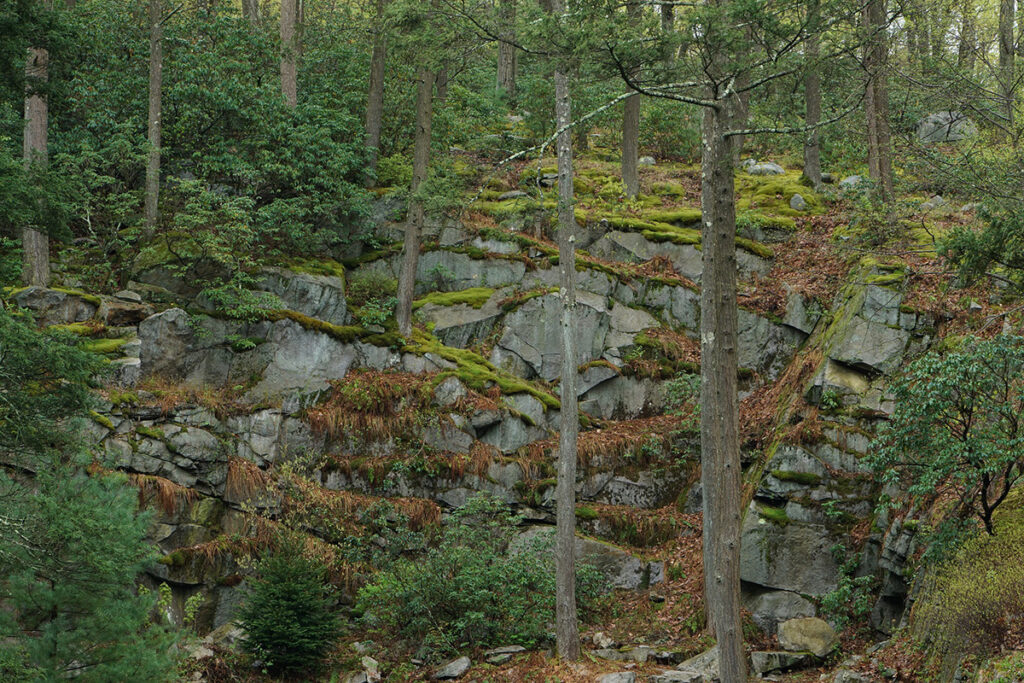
[[356, 494, 606, 655], [238, 535, 341, 674]]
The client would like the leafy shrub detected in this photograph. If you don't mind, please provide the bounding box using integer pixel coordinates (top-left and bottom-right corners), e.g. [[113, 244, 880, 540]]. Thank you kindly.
[[347, 271, 398, 308], [238, 535, 341, 674], [870, 335, 1024, 535], [354, 295, 397, 326], [356, 494, 605, 655], [375, 153, 413, 188], [820, 544, 876, 629], [912, 504, 1024, 663]]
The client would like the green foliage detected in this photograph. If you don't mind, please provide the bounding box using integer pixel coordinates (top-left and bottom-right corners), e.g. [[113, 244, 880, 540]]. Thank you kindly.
[[913, 502, 1024, 662], [354, 295, 397, 326], [870, 335, 1024, 535], [413, 287, 495, 310], [347, 271, 399, 308], [665, 372, 701, 430], [356, 494, 606, 655], [237, 534, 341, 674], [820, 544, 875, 630], [375, 153, 413, 188], [0, 306, 106, 454], [945, 209, 1024, 292], [0, 459, 178, 681]]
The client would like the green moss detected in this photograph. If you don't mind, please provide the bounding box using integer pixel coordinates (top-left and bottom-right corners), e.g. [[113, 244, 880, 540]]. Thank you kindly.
[[474, 198, 542, 219], [770, 470, 823, 486], [265, 309, 400, 347], [286, 257, 346, 279], [108, 391, 139, 406], [89, 411, 114, 430], [407, 329, 560, 410], [864, 272, 905, 286], [157, 550, 187, 567], [736, 172, 822, 217], [735, 237, 775, 259], [413, 287, 496, 311], [737, 211, 797, 232], [645, 208, 703, 225], [136, 425, 166, 440], [51, 286, 102, 306], [650, 181, 687, 197], [49, 321, 106, 337], [575, 505, 599, 520], [339, 243, 402, 269], [82, 337, 130, 355], [756, 503, 790, 526]]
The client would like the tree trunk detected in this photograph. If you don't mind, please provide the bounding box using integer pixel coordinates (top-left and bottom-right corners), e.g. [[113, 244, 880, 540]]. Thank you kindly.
[[395, 68, 434, 337], [999, 0, 1016, 128], [435, 67, 449, 103], [22, 45, 49, 287], [621, 3, 641, 199], [280, 0, 298, 107], [544, 0, 580, 661], [701, 96, 746, 683], [144, 0, 163, 238], [661, 2, 675, 67], [241, 0, 260, 23], [957, 0, 976, 73], [497, 0, 517, 99], [803, 0, 822, 187], [864, 0, 893, 201], [365, 0, 387, 178]]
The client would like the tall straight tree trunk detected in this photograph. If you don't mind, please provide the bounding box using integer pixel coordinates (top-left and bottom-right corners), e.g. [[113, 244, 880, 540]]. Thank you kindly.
[[144, 0, 163, 237], [957, 0, 976, 73], [803, 0, 822, 187], [365, 0, 387, 178], [435, 67, 449, 102], [496, 0, 517, 99], [661, 2, 675, 66], [544, 0, 580, 662], [621, 3, 641, 198], [241, 0, 260, 23], [864, 0, 893, 201], [701, 95, 746, 683], [395, 68, 434, 336], [999, 0, 1016, 128], [22, 45, 49, 287], [280, 0, 298, 106]]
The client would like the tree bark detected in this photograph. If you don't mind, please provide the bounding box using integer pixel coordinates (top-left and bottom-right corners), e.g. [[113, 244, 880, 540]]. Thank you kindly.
[[621, 3, 641, 199], [999, 0, 1016, 128], [661, 2, 675, 67], [546, 0, 581, 661], [435, 67, 449, 103], [241, 0, 260, 23], [395, 68, 434, 337], [864, 0, 893, 201], [957, 0, 976, 73], [701, 96, 746, 683], [803, 0, 822, 187], [22, 45, 49, 287], [280, 0, 298, 107], [144, 0, 163, 238], [497, 0, 517, 99], [365, 0, 387, 178]]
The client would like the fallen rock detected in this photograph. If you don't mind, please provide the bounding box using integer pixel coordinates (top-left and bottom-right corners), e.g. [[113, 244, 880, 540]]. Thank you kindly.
[[638, 156, 656, 166], [745, 589, 817, 634], [13, 286, 98, 325], [651, 672, 703, 683], [749, 650, 812, 675], [838, 175, 863, 190], [484, 645, 525, 664], [432, 656, 470, 680], [748, 161, 785, 176], [789, 193, 808, 212], [498, 190, 530, 200], [592, 631, 617, 649], [833, 669, 873, 683], [777, 617, 837, 657], [917, 111, 977, 142], [598, 673, 635, 683], [675, 646, 718, 681]]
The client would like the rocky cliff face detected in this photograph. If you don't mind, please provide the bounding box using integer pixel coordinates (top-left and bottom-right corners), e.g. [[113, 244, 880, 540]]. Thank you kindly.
[[9, 196, 930, 639]]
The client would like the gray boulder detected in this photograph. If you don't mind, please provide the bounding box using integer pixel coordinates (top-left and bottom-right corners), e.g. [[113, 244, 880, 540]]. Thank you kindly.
[[838, 175, 863, 191], [750, 651, 813, 675], [919, 194, 946, 212], [917, 111, 977, 143], [417, 296, 503, 348], [674, 646, 719, 682], [432, 656, 470, 680], [638, 156, 657, 166], [598, 674, 635, 683], [740, 502, 840, 596], [789, 193, 808, 212], [748, 162, 785, 176], [745, 590, 816, 634], [830, 315, 910, 376], [13, 286, 98, 325], [259, 267, 347, 326], [139, 308, 195, 379], [777, 617, 837, 657]]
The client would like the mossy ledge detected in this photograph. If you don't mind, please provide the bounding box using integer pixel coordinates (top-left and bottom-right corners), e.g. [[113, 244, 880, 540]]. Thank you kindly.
[[412, 287, 496, 311]]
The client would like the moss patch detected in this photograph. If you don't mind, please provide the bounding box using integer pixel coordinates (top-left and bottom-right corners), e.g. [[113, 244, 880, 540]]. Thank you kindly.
[[82, 337, 130, 356], [286, 257, 346, 279], [736, 172, 822, 217], [413, 287, 496, 311]]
